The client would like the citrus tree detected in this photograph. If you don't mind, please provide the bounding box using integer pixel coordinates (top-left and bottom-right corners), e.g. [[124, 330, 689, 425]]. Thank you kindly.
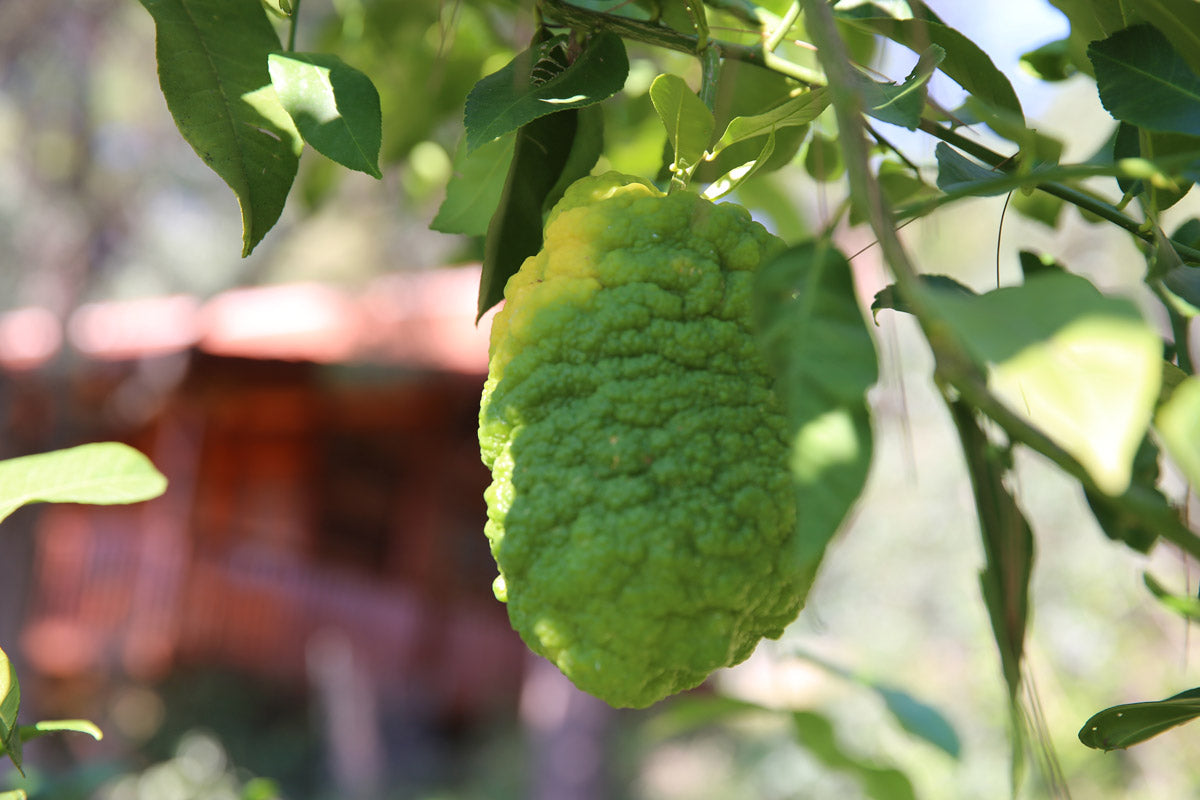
[[129, 0, 1200, 794]]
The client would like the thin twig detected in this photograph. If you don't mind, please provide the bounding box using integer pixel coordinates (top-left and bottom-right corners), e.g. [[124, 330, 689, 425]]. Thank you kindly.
[[287, 0, 301, 51], [764, 2, 801, 52], [539, 0, 825, 84], [863, 121, 921, 174], [539, 0, 1200, 266], [799, 0, 1200, 562], [997, 192, 1012, 288], [916, 119, 1200, 264], [705, 0, 782, 29]]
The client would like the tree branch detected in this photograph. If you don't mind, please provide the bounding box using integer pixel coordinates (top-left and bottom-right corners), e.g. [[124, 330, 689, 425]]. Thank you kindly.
[[541, 0, 1200, 266], [799, 0, 1200, 561], [917, 119, 1200, 264], [538, 0, 825, 84]]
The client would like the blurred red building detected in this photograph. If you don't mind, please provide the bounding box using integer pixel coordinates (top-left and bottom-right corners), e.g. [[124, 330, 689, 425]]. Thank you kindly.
[[1, 266, 527, 725]]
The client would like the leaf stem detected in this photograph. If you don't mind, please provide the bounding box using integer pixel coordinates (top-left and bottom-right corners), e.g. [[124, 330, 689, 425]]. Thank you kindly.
[[799, 0, 1200, 561], [539, 1, 1200, 267], [699, 46, 721, 111], [685, 0, 710, 48], [705, 0, 782, 29], [538, 0, 825, 85], [916, 119, 1200, 264], [1151, 282, 1196, 375], [764, 2, 801, 52], [287, 0, 301, 51], [864, 120, 921, 174], [938, 369, 1200, 562], [797, 0, 925, 305], [541, 0, 701, 51]]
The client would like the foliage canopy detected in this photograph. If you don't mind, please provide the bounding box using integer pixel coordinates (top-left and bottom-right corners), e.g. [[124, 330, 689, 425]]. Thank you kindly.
[[32, 0, 1200, 793]]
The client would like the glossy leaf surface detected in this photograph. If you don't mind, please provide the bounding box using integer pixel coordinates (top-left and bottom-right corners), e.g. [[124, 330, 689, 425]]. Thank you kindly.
[[465, 33, 627, 152], [137, 0, 302, 255], [0, 443, 167, 525], [754, 240, 877, 581], [269, 52, 383, 178]]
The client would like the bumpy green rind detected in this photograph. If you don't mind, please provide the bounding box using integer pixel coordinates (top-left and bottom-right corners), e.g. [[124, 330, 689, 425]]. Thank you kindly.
[[479, 172, 805, 708]]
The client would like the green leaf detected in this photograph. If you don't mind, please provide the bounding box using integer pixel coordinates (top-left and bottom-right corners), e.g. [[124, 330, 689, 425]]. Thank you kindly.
[[876, 686, 961, 759], [934, 142, 1006, 195], [260, 0, 291, 16], [649, 73, 714, 186], [794, 650, 961, 758], [1058, 4, 1200, 85], [431, 134, 516, 236], [1162, 266, 1200, 315], [946, 401, 1033, 701], [17, 719, 103, 744], [701, 129, 776, 201], [1151, 222, 1200, 315], [241, 778, 284, 800], [804, 131, 845, 183], [477, 109, 580, 317], [1089, 24, 1200, 136], [708, 87, 829, 159], [1011, 191, 1065, 228], [0, 443, 167, 525], [1084, 436, 1165, 553], [696, 61, 815, 182], [1020, 38, 1077, 82], [0, 647, 21, 775], [870, 273, 975, 322], [0, 791, 26, 800], [842, 0, 921, 18], [643, 695, 771, 741], [854, 46, 943, 130], [1144, 573, 1200, 623], [1079, 688, 1200, 750], [1047, 0, 1127, 40], [754, 240, 877, 583], [464, 33, 628, 153], [1156, 376, 1200, 488], [928, 272, 1162, 495], [907, 154, 1166, 222], [1171, 217, 1200, 249], [1160, 358, 1191, 402], [840, 6, 1023, 121], [1017, 251, 1065, 279], [734, 175, 805, 235], [1113, 122, 1200, 210], [792, 711, 917, 800], [1135, 1, 1200, 77], [541, 103, 605, 216], [960, 98, 1064, 166], [137, 0, 302, 256], [873, 159, 937, 214], [933, 121, 1061, 195], [268, 53, 383, 179], [1045, 0, 1127, 75], [1158, 220, 1200, 312]]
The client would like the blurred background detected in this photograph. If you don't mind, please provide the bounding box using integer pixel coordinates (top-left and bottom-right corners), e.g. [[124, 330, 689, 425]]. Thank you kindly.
[[1, 1, 1198, 798]]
